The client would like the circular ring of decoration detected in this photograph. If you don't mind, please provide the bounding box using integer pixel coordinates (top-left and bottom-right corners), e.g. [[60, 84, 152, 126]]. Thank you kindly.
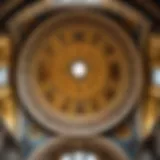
[[15, 11, 144, 135], [28, 137, 129, 160]]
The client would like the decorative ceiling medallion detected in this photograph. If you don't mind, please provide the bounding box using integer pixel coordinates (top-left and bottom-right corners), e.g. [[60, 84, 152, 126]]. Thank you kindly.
[[28, 137, 128, 160], [14, 11, 144, 135]]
